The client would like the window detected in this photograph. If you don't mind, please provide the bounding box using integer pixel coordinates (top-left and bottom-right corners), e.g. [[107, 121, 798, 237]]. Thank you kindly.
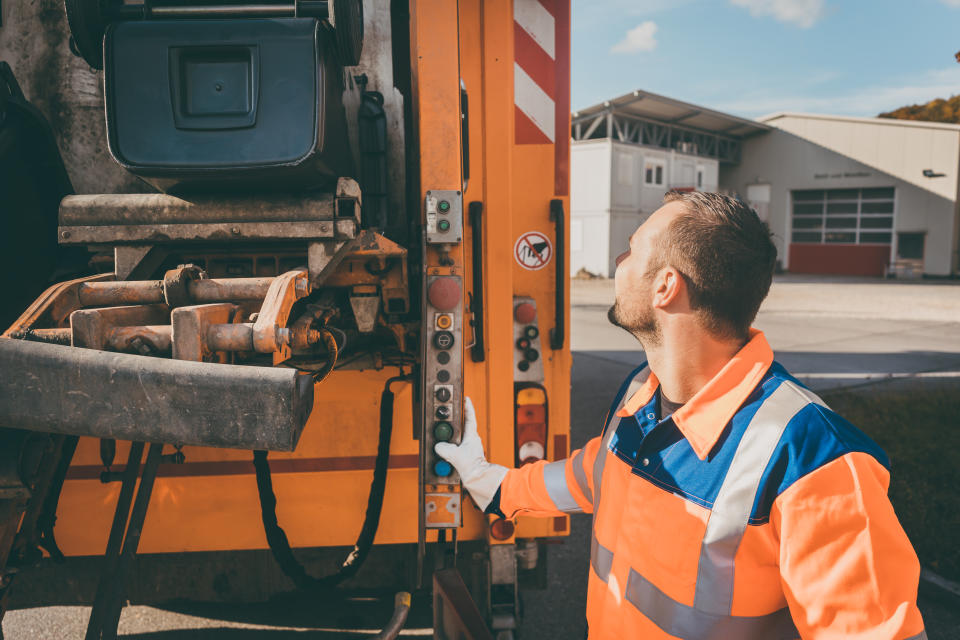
[[696, 168, 703, 189], [645, 161, 664, 186], [791, 187, 894, 245], [897, 233, 924, 260]]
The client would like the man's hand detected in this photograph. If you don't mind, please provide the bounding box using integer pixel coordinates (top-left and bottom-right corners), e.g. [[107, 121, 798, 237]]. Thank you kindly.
[[434, 397, 508, 512]]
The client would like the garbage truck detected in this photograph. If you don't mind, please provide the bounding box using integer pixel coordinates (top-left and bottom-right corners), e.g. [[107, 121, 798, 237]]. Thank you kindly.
[[0, 0, 571, 637]]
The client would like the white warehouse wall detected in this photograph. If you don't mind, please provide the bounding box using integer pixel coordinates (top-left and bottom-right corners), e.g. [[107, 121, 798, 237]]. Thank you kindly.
[[722, 122, 960, 276]]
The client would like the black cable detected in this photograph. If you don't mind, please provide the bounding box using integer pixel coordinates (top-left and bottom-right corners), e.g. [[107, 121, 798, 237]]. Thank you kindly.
[[253, 369, 410, 591]]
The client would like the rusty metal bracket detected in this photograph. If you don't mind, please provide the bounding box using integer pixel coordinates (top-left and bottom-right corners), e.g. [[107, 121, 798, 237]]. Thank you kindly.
[[70, 305, 171, 354], [253, 270, 311, 364], [161, 264, 205, 308]]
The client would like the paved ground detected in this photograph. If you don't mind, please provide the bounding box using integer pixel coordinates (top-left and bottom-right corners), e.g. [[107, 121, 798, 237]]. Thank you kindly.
[[571, 274, 960, 391], [5, 275, 960, 638]]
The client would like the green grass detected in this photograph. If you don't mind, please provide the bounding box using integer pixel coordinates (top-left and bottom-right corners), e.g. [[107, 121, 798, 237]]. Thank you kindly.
[[823, 382, 960, 582]]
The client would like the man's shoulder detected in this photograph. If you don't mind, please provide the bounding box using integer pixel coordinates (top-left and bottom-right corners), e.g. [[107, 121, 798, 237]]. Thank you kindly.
[[763, 363, 889, 470], [748, 365, 890, 521]]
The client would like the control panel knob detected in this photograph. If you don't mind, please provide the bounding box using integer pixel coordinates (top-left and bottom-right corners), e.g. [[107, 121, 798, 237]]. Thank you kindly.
[[436, 405, 452, 420], [523, 325, 539, 339], [514, 302, 536, 324], [434, 460, 453, 477], [435, 387, 452, 402], [428, 277, 461, 311], [524, 348, 539, 362], [433, 331, 455, 350], [433, 421, 454, 442]]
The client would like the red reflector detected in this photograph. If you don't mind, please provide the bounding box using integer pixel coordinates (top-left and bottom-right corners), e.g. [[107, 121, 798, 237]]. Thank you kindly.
[[554, 434, 568, 459], [553, 516, 567, 532], [517, 422, 546, 446], [490, 518, 515, 540], [516, 404, 546, 424]]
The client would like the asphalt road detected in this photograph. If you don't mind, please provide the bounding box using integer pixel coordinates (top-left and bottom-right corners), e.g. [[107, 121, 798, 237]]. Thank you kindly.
[[5, 275, 960, 638]]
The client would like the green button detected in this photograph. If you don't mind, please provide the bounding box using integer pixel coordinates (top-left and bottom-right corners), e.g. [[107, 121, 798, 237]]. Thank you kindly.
[[439, 200, 451, 213], [438, 219, 451, 232], [434, 421, 454, 442]]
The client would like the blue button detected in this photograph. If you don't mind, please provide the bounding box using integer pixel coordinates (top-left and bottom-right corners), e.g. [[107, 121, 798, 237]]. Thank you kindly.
[[434, 460, 453, 477]]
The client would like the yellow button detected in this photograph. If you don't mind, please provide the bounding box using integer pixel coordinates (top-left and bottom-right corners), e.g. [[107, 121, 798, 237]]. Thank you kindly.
[[436, 314, 453, 329], [517, 387, 546, 405]]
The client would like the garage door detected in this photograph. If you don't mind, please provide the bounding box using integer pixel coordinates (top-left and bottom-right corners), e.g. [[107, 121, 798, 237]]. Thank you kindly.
[[789, 187, 894, 276]]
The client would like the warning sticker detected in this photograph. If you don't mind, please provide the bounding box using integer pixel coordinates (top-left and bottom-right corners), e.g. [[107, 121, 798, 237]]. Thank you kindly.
[[514, 231, 553, 271]]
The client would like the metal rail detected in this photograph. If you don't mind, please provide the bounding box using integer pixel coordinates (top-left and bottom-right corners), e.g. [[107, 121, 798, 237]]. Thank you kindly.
[[107, 1, 330, 20], [76, 277, 274, 307]]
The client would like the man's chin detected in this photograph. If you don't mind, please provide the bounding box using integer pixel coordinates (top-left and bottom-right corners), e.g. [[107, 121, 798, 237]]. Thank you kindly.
[[607, 303, 623, 328]]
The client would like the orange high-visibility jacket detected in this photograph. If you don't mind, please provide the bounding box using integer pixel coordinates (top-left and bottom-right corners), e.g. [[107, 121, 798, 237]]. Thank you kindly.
[[497, 331, 925, 639]]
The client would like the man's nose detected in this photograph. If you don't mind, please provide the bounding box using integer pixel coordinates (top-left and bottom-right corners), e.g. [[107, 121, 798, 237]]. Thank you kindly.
[[615, 250, 628, 267]]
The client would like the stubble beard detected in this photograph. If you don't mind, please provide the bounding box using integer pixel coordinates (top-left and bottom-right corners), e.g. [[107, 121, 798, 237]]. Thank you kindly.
[[608, 295, 661, 349]]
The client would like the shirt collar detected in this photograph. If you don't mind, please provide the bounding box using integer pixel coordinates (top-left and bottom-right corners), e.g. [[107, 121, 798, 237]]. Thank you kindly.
[[616, 329, 774, 460]]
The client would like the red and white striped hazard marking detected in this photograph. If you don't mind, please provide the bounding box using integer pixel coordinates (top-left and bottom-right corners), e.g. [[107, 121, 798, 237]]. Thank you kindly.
[[514, 0, 570, 194]]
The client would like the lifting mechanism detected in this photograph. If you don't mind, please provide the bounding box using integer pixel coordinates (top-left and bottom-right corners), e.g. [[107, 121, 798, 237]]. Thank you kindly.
[[0, 0, 571, 638]]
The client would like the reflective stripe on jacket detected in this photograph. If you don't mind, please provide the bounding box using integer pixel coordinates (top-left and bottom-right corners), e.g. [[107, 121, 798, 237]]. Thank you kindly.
[[498, 330, 926, 640]]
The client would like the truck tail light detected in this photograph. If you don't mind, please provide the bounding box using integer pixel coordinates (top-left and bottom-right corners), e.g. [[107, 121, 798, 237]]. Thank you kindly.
[[490, 517, 515, 541], [515, 384, 547, 466]]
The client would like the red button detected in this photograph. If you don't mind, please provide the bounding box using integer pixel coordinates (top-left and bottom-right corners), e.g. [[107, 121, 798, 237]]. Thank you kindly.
[[428, 277, 461, 311], [514, 302, 536, 324]]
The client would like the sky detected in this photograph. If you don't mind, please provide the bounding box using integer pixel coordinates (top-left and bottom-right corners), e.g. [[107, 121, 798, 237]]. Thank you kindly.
[[572, 0, 960, 119]]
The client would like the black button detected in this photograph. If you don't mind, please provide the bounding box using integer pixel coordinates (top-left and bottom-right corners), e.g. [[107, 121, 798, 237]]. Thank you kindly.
[[437, 369, 450, 382], [433, 331, 455, 350], [518, 360, 530, 372], [437, 351, 451, 364], [516, 338, 530, 350], [435, 387, 452, 402], [524, 326, 539, 339], [436, 405, 452, 420], [524, 348, 539, 362]]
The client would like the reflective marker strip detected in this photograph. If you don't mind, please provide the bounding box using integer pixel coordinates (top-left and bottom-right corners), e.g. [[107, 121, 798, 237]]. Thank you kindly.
[[625, 569, 799, 640], [570, 448, 593, 505], [694, 381, 827, 616], [543, 460, 582, 513], [591, 534, 614, 583], [593, 367, 649, 514]]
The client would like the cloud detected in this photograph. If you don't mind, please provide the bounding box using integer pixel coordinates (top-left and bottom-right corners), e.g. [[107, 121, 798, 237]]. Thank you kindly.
[[941, 0, 960, 6], [714, 67, 960, 118], [730, 0, 825, 28], [611, 21, 658, 54]]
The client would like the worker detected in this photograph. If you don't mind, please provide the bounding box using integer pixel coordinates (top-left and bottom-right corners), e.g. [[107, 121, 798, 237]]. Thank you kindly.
[[436, 191, 926, 639]]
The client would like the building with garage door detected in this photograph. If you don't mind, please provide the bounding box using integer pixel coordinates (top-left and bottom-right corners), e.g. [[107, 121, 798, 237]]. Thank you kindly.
[[723, 113, 960, 278], [570, 90, 770, 277]]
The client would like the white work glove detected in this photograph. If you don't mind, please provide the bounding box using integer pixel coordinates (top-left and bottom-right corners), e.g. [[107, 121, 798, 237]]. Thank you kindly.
[[434, 397, 508, 512]]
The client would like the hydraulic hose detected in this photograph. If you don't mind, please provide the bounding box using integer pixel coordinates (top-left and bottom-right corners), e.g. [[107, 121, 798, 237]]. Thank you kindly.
[[253, 369, 410, 591]]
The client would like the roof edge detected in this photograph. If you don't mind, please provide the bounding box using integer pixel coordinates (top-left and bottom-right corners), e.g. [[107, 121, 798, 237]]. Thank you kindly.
[[760, 111, 960, 132], [573, 89, 771, 137]]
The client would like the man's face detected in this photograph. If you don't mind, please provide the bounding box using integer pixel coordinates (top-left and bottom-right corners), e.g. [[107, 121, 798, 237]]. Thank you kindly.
[[608, 201, 685, 346]]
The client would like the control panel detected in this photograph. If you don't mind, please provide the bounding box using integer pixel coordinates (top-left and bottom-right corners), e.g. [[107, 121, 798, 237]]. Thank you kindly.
[[512, 296, 544, 382], [421, 190, 464, 530], [425, 190, 463, 244]]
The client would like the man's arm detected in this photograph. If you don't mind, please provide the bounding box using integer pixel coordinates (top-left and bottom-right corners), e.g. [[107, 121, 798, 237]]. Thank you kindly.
[[435, 398, 600, 518], [773, 451, 926, 639], [495, 436, 600, 517]]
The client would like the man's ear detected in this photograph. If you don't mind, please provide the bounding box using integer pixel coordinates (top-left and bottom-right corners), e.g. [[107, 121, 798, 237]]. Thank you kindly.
[[652, 266, 683, 310]]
